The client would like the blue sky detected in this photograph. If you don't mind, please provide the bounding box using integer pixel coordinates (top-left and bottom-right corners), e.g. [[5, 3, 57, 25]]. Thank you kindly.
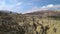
[[0, 0, 60, 13]]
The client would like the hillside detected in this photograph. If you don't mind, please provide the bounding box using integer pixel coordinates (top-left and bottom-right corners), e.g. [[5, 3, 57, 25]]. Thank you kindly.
[[0, 10, 60, 34], [25, 10, 60, 17]]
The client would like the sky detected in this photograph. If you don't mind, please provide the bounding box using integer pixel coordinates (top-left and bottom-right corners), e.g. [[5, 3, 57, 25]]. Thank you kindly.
[[0, 0, 60, 13]]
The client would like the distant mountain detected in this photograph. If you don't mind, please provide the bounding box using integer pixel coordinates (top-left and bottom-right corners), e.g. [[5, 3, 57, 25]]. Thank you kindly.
[[25, 10, 60, 17], [0, 10, 18, 14]]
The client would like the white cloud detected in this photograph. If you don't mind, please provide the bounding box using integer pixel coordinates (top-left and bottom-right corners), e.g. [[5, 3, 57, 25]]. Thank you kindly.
[[25, 4, 60, 13], [0, 0, 23, 13], [36, 4, 60, 11], [46, 4, 53, 8], [41, 4, 60, 9], [16, 2, 22, 6]]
